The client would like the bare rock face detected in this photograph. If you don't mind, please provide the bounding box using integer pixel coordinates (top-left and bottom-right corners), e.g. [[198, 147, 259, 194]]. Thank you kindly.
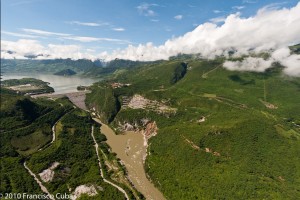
[[71, 185, 98, 200], [116, 118, 157, 137], [127, 94, 149, 109], [124, 122, 135, 131], [197, 116, 206, 123], [117, 121, 137, 132], [125, 94, 177, 115], [144, 121, 158, 140], [39, 162, 59, 182]]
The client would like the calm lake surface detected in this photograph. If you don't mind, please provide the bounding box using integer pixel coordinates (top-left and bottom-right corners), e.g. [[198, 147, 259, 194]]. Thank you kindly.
[[1, 73, 99, 94]]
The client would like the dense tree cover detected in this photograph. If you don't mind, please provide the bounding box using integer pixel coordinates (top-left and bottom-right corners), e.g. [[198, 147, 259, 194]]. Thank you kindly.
[[0, 87, 133, 199], [170, 62, 187, 84], [1, 89, 44, 131], [2, 103, 72, 156], [0, 90, 73, 157], [27, 109, 125, 199], [1, 55, 300, 199], [86, 61, 190, 125], [86, 86, 121, 123], [88, 58, 300, 199], [0, 90, 74, 193], [0, 157, 43, 193], [93, 124, 107, 143]]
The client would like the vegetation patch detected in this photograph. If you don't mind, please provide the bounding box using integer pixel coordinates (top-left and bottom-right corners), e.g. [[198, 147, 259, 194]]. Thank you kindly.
[[1, 78, 54, 94], [54, 69, 77, 76], [11, 130, 52, 155]]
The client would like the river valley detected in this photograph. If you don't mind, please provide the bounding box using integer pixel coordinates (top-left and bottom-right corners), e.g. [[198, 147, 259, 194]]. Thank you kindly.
[[93, 119, 165, 200], [28, 89, 165, 200]]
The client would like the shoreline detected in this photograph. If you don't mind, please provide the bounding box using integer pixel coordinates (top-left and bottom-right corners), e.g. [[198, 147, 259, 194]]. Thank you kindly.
[[94, 118, 165, 200]]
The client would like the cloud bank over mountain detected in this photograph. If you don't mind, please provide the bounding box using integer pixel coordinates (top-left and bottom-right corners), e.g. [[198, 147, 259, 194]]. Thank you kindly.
[[223, 47, 300, 77], [100, 2, 300, 76], [1, 39, 95, 60], [103, 3, 300, 60], [1, 3, 300, 76]]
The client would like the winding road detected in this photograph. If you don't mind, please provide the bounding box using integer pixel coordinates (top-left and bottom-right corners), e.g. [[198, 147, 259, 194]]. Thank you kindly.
[[38, 109, 74, 151], [25, 109, 74, 198], [90, 125, 130, 200], [24, 162, 55, 200]]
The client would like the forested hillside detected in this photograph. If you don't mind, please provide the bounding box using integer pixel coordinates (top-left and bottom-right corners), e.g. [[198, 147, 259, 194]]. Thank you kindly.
[[86, 58, 300, 199], [0, 88, 142, 199], [0, 89, 73, 192]]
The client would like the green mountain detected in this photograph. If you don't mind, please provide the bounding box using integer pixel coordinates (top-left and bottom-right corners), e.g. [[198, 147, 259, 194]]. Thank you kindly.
[[54, 68, 77, 76], [1, 58, 153, 78], [1, 59, 100, 74], [0, 89, 73, 193], [0, 89, 132, 199], [86, 58, 300, 199], [290, 43, 300, 54], [1, 55, 300, 199]]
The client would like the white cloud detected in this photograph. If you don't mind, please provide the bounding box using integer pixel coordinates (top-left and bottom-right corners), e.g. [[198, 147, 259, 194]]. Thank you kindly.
[[260, 2, 288, 11], [19, 28, 130, 43], [62, 36, 102, 42], [223, 57, 273, 72], [174, 15, 183, 20], [223, 47, 300, 77], [1, 31, 41, 38], [209, 16, 226, 23], [46, 44, 83, 59], [67, 21, 108, 27], [3, 3, 300, 76], [1, 39, 96, 60], [188, 4, 196, 8], [271, 47, 300, 76], [100, 3, 300, 76], [22, 28, 71, 36], [213, 10, 223, 14], [1, 39, 45, 59], [151, 19, 160, 22], [62, 36, 131, 43], [233, 6, 245, 10], [112, 27, 125, 31], [243, 0, 257, 4], [137, 3, 157, 16]]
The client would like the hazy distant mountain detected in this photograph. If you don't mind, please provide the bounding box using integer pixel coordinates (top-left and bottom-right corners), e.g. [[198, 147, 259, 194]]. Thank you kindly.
[[54, 69, 77, 76], [0, 58, 102, 74]]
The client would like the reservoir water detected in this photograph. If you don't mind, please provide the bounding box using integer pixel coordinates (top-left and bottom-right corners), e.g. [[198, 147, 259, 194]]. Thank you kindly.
[[1, 73, 98, 94]]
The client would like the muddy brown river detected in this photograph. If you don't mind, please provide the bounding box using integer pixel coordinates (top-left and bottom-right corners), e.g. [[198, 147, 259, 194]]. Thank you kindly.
[[93, 119, 165, 200]]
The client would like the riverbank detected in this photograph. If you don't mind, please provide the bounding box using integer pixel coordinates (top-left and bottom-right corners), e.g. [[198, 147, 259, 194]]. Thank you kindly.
[[32, 90, 164, 199], [93, 118, 165, 200]]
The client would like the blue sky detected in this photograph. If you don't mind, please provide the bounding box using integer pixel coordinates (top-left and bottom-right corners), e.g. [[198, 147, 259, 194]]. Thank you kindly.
[[2, 0, 300, 76], [2, 0, 299, 52]]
